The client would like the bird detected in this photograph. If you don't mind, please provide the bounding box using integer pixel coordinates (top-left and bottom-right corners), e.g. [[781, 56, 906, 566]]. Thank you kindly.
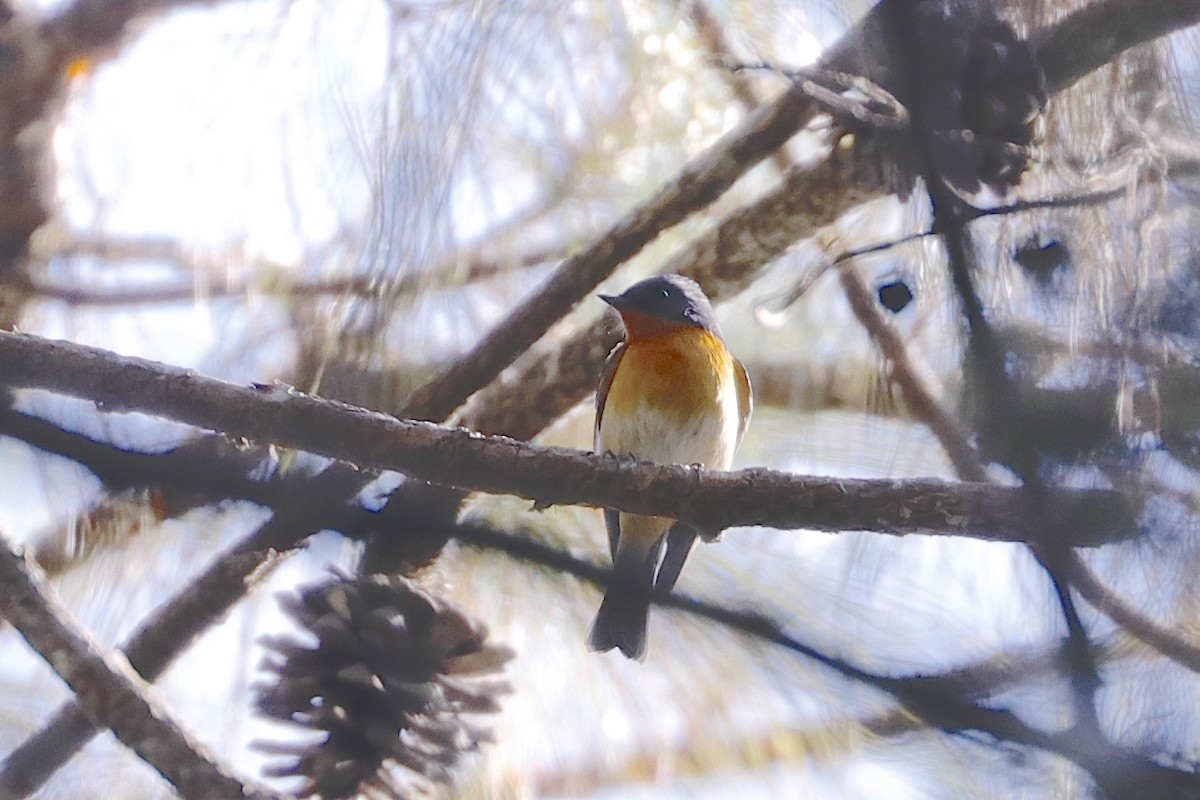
[[588, 274, 752, 660]]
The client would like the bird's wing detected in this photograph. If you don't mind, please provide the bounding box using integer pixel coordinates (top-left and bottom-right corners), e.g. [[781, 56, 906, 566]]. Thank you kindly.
[[595, 341, 627, 559], [594, 341, 626, 450], [733, 356, 753, 449], [603, 509, 620, 560], [655, 521, 697, 591]]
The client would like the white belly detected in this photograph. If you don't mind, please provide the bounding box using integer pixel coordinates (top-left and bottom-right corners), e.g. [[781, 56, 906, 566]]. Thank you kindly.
[[597, 376, 740, 470]]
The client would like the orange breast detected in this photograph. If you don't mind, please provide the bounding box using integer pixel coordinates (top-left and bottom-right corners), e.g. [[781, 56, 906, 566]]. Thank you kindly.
[[604, 328, 733, 423]]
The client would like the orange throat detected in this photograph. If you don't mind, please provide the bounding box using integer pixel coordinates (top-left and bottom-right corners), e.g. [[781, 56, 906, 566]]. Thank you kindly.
[[605, 325, 733, 421], [617, 308, 702, 341]]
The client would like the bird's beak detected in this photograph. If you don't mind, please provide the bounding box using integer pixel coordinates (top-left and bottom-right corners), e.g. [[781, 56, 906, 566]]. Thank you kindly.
[[599, 293, 623, 309]]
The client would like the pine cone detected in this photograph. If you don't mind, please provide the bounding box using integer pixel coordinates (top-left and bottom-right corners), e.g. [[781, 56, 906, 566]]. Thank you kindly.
[[838, 0, 1047, 195], [254, 571, 513, 799]]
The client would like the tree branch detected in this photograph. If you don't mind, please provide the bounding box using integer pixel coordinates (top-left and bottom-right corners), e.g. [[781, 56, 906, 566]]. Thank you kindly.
[[0, 330, 1136, 545], [1061, 550, 1200, 673], [456, 141, 886, 439], [456, 522, 1200, 799], [0, 409, 281, 509], [0, 487, 363, 798], [451, 0, 1200, 443], [0, 457, 382, 798], [41, 0, 225, 59], [1032, 0, 1200, 95], [15, 395, 1188, 749], [23, 232, 561, 307], [395, 74, 826, 421], [834, 260, 987, 481], [0, 530, 284, 800]]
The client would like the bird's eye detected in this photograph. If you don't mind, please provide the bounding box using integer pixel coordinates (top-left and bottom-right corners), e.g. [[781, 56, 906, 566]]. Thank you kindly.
[[660, 289, 670, 299]]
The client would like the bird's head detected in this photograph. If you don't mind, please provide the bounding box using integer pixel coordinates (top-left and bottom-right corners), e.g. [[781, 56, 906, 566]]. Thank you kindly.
[[599, 275, 721, 340]]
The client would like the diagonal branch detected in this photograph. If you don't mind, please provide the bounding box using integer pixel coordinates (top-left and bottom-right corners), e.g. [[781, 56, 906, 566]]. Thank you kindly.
[[1032, 0, 1200, 95], [1060, 550, 1200, 673], [396, 79, 825, 422], [451, 0, 1200, 443], [456, 139, 885, 439], [0, 530, 285, 800], [834, 260, 987, 481], [0, 458, 386, 798]]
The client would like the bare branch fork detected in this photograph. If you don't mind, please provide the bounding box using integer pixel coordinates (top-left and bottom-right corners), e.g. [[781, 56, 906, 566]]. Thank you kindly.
[[0, 330, 1135, 545]]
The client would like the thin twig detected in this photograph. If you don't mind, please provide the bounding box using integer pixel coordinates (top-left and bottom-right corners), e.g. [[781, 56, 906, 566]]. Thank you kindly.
[[533, 633, 1124, 794], [834, 259, 986, 481], [22, 236, 561, 308], [968, 187, 1126, 220]]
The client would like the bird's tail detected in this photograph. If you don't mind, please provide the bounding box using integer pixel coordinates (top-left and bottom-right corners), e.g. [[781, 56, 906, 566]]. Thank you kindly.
[[587, 582, 652, 661], [588, 517, 665, 661]]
